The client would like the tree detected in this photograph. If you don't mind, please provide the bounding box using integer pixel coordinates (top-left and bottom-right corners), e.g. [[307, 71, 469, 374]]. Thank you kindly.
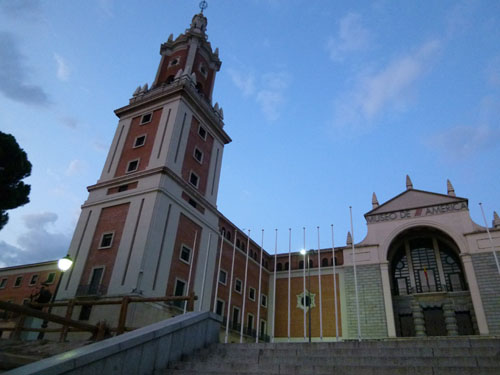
[[0, 131, 32, 230]]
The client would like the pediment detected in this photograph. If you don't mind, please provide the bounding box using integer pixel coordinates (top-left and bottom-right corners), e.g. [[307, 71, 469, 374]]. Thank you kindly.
[[366, 189, 467, 216]]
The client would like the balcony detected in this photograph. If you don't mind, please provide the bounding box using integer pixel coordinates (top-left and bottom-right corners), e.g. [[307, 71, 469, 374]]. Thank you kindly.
[[76, 284, 106, 297]]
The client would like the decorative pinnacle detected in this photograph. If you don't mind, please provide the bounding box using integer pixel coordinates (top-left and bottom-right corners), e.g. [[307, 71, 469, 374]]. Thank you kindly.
[[199, 0, 208, 13], [447, 179, 456, 197], [372, 192, 379, 209], [494, 211, 500, 228], [346, 231, 352, 246], [406, 175, 413, 190]]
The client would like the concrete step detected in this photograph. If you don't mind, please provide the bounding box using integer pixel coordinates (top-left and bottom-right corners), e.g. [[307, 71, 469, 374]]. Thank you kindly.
[[163, 338, 500, 375]]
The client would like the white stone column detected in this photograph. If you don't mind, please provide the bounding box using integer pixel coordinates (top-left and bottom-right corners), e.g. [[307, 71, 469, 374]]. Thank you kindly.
[[380, 263, 396, 337], [461, 254, 489, 335]]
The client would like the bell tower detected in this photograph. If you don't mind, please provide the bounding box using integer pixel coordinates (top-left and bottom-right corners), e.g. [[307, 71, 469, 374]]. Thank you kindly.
[[58, 10, 231, 314]]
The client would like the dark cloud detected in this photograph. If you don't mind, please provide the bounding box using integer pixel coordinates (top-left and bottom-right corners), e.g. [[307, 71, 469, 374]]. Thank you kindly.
[[0, 0, 42, 19], [0, 31, 50, 106], [0, 212, 69, 267]]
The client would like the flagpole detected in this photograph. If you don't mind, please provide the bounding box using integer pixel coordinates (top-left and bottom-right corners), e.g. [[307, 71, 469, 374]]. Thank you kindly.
[[350, 206, 361, 341], [271, 229, 278, 343], [331, 225, 339, 341], [303, 227, 306, 341], [184, 231, 198, 314], [479, 203, 500, 274], [198, 232, 212, 311], [288, 228, 291, 342], [317, 226, 323, 340], [256, 230, 264, 343], [225, 229, 238, 344], [213, 231, 224, 313], [240, 230, 251, 343]]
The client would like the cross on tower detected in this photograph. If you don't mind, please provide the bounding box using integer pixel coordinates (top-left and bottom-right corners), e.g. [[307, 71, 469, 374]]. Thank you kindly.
[[199, 1, 208, 13]]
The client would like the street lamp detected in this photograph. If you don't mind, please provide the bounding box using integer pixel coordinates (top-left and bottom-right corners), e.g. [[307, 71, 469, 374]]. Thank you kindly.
[[39, 254, 73, 339]]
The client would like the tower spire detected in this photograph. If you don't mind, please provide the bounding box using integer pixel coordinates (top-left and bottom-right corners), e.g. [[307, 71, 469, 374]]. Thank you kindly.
[[199, 1, 208, 14], [372, 192, 379, 209], [406, 175, 413, 190], [447, 179, 456, 197]]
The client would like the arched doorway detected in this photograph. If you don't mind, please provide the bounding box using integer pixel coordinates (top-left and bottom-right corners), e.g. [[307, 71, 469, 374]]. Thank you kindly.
[[388, 226, 477, 337]]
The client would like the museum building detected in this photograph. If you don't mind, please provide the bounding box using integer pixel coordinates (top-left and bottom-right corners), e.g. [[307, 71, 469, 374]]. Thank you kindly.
[[2, 11, 500, 342]]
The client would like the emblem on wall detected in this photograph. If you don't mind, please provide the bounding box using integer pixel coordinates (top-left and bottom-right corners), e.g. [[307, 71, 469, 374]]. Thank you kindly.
[[296, 291, 316, 312]]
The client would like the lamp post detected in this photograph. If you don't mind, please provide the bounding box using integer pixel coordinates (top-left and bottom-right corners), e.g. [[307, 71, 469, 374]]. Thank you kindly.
[[38, 254, 73, 339]]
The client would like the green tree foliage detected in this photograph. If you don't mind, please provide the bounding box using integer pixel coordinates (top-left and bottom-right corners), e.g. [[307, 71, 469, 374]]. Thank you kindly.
[[0, 131, 32, 230]]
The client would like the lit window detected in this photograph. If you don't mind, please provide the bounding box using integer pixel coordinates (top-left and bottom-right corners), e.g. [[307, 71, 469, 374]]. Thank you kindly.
[[127, 159, 139, 173], [249, 287, 256, 301], [99, 232, 114, 249], [140, 113, 152, 125], [0, 278, 7, 289], [198, 125, 207, 140], [134, 135, 146, 148], [193, 147, 203, 163], [180, 245, 191, 264], [14, 276, 23, 287], [219, 269, 227, 285], [235, 279, 242, 294], [189, 172, 199, 188], [29, 275, 38, 285], [261, 294, 268, 308]]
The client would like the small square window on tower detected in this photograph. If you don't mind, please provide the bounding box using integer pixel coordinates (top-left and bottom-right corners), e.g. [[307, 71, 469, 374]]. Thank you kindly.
[[126, 159, 139, 173], [249, 287, 256, 301], [219, 269, 227, 285], [99, 232, 114, 249], [45, 272, 56, 284], [133, 135, 146, 148], [14, 276, 23, 287], [189, 171, 199, 188], [0, 278, 7, 289], [179, 245, 191, 264], [261, 294, 268, 308], [169, 57, 180, 67], [193, 147, 203, 163], [198, 125, 207, 140], [140, 113, 152, 125]]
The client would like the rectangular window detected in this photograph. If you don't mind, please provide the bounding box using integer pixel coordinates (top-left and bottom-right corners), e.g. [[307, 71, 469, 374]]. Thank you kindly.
[[396, 278, 408, 295], [14, 276, 22, 287], [193, 147, 203, 163], [99, 232, 114, 249], [219, 269, 227, 285], [232, 306, 240, 330], [88, 267, 104, 295], [118, 184, 128, 192], [180, 245, 191, 264], [234, 278, 242, 294], [126, 159, 139, 173], [216, 299, 225, 316], [45, 272, 56, 284], [133, 135, 146, 148], [260, 320, 267, 337], [140, 113, 152, 124], [419, 269, 436, 292], [249, 287, 256, 301], [449, 273, 463, 291], [198, 125, 207, 140], [261, 294, 268, 308], [247, 313, 254, 333], [79, 305, 92, 321], [0, 278, 7, 288], [29, 274, 38, 286], [189, 172, 199, 188], [188, 198, 197, 209], [173, 279, 186, 308]]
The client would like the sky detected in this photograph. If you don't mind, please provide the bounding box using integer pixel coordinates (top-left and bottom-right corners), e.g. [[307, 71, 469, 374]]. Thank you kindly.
[[1, 0, 499, 267]]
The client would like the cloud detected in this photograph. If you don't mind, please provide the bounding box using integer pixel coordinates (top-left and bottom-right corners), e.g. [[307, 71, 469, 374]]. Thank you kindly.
[[0, 212, 70, 267], [426, 124, 500, 161], [326, 13, 370, 61], [0, 31, 50, 106], [0, 0, 41, 19], [256, 72, 290, 122], [332, 39, 440, 131], [228, 69, 255, 97], [54, 53, 70, 81], [228, 67, 290, 122], [60, 116, 78, 129], [65, 159, 87, 176]]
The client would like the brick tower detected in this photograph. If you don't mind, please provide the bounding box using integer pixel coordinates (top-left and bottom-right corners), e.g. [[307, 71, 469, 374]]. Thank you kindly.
[[58, 11, 231, 316]]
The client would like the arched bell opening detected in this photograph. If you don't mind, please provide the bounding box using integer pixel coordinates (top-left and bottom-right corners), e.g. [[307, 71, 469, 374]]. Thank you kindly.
[[387, 226, 478, 337]]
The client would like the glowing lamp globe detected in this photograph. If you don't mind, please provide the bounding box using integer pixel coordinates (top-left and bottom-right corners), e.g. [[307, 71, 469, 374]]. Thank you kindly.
[[58, 255, 73, 272], [300, 249, 307, 255]]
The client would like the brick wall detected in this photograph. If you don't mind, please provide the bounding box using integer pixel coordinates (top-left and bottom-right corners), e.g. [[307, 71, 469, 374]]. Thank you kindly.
[[472, 252, 500, 334], [344, 264, 387, 339]]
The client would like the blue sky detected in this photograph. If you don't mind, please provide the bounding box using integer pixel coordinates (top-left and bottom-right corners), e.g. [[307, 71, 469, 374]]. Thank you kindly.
[[1, 0, 499, 267]]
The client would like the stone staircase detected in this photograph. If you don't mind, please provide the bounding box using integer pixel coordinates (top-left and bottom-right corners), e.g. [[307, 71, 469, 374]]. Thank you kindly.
[[165, 337, 500, 375]]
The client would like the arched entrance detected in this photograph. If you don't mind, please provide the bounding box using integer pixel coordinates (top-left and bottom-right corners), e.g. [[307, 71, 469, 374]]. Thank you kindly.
[[388, 226, 477, 337]]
